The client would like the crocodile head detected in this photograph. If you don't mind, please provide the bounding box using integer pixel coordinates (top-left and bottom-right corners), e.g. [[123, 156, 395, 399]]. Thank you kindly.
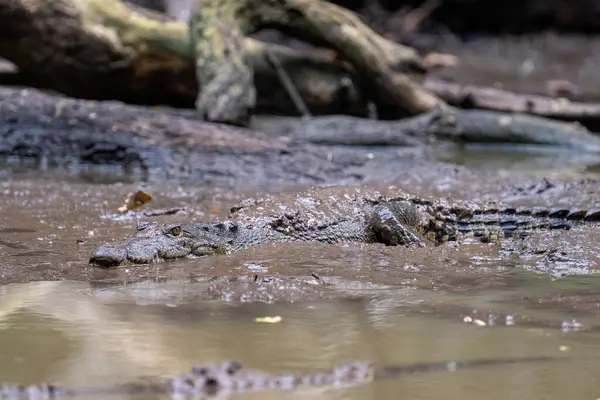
[[89, 220, 240, 267]]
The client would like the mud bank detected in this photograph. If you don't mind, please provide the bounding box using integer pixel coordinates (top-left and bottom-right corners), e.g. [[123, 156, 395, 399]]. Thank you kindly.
[[3, 86, 600, 189], [0, 86, 489, 187]]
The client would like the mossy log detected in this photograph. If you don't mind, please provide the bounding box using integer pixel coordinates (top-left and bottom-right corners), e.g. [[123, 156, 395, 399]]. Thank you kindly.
[[189, 0, 256, 126]]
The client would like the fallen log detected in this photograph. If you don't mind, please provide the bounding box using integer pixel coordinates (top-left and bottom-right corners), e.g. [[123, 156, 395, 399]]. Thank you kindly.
[[243, 0, 442, 115], [0, 0, 442, 126], [252, 107, 600, 152], [425, 80, 600, 130], [3, 0, 600, 149], [426, 107, 600, 150]]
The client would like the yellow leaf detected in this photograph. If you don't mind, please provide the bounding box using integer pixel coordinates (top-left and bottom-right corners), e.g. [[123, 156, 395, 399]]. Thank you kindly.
[[255, 316, 282, 324]]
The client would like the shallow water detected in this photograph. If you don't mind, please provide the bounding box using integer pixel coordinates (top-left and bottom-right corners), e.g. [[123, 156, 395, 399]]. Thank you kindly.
[[1, 165, 600, 399], [1, 279, 600, 400], [433, 144, 600, 176]]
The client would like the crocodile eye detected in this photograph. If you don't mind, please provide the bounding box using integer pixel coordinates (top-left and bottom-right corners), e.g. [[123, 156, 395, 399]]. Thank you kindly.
[[168, 226, 182, 236]]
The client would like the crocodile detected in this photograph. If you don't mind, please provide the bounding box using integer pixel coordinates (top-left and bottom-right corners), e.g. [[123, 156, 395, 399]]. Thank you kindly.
[[0, 356, 566, 399], [89, 185, 600, 267]]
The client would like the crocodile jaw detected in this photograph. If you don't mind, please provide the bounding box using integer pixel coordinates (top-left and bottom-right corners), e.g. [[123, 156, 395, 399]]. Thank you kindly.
[[89, 241, 195, 267], [89, 236, 230, 267], [89, 244, 128, 267]]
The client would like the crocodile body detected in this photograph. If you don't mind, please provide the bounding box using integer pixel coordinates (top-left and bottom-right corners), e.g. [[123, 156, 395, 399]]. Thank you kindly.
[[90, 185, 600, 267], [0, 357, 562, 399]]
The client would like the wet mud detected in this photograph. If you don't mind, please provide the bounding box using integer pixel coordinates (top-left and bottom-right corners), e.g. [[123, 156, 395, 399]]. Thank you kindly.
[[1, 170, 600, 303], [2, 166, 600, 398]]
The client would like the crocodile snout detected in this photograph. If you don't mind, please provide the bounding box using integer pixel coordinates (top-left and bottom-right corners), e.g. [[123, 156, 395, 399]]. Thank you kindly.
[[89, 244, 127, 268]]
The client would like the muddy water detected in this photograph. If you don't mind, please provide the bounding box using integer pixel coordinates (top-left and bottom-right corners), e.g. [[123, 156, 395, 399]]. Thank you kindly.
[[433, 144, 600, 177], [1, 166, 600, 399]]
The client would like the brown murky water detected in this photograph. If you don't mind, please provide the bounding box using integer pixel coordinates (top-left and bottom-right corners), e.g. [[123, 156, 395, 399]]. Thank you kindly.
[[1, 161, 600, 399]]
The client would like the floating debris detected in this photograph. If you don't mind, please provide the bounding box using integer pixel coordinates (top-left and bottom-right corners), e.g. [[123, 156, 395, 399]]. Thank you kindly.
[[462, 316, 487, 326], [142, 207, 186, 217], [561, 320, 583, 332], [117, 190, 152, 212], [255, 316, 282, 324], [246, 263, 268, 272]]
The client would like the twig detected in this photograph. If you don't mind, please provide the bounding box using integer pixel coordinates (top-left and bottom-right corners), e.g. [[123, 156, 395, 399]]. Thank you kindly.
[[367, 101, 379, 119], [402, 0, 441, 33], [265, 46, 312, 119], [142, 207, 186, 217]]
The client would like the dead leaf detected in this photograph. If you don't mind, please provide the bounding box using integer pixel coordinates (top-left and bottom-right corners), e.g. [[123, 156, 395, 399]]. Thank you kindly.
[[118, 190, 153, 212]]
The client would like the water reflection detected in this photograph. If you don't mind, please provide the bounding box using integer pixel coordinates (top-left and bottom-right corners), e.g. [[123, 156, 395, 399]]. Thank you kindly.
[[432, 143, 600, 178], [0, 280, 597, 400]]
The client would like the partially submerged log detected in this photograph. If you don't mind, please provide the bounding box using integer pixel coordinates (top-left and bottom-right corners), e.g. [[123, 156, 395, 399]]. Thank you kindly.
[[1, 86, 507, 188], [3, 84, 600, 198], [252, 107, 600, 152], [424, 80, 600, 131], [0, 86, 355, 184], [426, 107, 600, 150]]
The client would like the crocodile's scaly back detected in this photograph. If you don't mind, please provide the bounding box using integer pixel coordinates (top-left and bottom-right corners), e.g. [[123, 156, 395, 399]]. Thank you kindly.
[[89, 185, 600, 267], [404, 201, 600, 244], [231, 185, 599, 246], [228, 186, 391, 233], [224, 186, 402, 248]]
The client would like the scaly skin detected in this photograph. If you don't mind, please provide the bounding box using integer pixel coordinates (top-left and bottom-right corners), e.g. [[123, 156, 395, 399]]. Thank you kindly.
[[89, 186, 600, 267], [0, 357, 562, 399]]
